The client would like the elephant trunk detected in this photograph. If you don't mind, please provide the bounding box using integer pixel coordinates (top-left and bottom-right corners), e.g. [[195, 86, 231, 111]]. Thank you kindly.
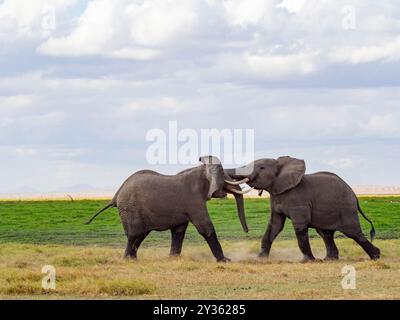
[[233, 192, 248, 233], [224, 170, 249, 233]]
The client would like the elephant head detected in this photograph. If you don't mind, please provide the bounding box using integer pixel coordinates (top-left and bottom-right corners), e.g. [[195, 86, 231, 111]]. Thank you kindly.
[[199, 155, 227, 199], [199, 155, 251, 232], [226, 156, 306, 196]]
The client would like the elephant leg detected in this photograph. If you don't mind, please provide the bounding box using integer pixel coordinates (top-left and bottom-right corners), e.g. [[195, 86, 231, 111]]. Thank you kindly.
[[134, 231, 151, 254], [316, 229, 339, 260], [343, 231, 380, 260], [293, 226, 315, 262], [170, 222, 189, 256], [190, 212, 228, 262], [124, 235, 137, 259], [259, 212, 286, 258], [201, 230, 227, 262], [118, 207, 130, 237], [124, 231, 150, 259]]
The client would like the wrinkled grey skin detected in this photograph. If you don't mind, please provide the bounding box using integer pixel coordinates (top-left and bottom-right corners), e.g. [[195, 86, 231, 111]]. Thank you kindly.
[[85, 156, 248, 262], [226, 156, 381, 261]]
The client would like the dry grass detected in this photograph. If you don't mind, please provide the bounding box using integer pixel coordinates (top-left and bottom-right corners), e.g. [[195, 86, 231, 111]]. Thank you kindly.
[[0, 239, 399, 300]]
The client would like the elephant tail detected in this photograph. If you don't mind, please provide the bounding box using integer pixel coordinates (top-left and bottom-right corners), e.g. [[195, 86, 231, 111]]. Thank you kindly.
[[84, 202, 116, 225], [357, 200, 376, 242]]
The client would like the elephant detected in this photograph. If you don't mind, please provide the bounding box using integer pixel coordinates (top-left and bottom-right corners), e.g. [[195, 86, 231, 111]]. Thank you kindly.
[[226, 156, 381, 261], [85, 156, 251, 262]]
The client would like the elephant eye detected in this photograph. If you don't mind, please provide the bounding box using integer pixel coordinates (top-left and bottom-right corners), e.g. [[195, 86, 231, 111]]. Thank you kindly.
[[260, 166, 265, 170]]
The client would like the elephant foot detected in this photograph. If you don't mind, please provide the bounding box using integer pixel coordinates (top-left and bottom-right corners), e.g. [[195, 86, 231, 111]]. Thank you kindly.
[[300, 256, 316, 263], [124, 254, 137, 260], [324, 255, 339, 261], [258, 248, 270, 258], [370, 247, 381, 260], [169, 253, 182, 258], [217, 257, 231, 263]]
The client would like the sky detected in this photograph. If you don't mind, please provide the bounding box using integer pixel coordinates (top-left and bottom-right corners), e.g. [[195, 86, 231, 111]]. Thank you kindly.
[[0, 0, 400, 193]]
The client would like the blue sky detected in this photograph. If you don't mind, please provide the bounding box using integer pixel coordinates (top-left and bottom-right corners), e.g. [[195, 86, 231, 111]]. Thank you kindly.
[[1, 0, 400, 193]]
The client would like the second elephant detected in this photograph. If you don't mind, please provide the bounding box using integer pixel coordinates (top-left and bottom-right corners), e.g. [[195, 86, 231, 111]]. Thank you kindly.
[[226, 157, 381, 261]]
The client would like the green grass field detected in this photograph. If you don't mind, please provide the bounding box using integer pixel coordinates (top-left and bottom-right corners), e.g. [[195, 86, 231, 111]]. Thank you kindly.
[[0, 197, 399, 299], [1, 197, 400, 246]]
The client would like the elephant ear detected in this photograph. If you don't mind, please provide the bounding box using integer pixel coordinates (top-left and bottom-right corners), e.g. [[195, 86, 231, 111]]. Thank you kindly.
[[199, 156, 223, 199], [270, 156, 306, 195]]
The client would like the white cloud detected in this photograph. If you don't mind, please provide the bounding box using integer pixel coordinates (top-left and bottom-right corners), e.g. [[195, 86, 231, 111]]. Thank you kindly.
[[126, 0, 198, 46], [117, 97, 184, 116], [0, 95, 33, 111], [244, 51, 318, 77], [34, 0, 400, 74], [0, 0, 77, 38], [0, 111, 64, 129], [110, 47, 160, 60], [366, 113, 400, 136], [330, 36, 400, 64], [328, 158, 355, 170], [38, 0, 198, 58], [38, 0, 118, 56], [2, 0, 400, 192], [222, 0, 277, 27], [278, 0, 306, 14], [264, 101, 400, 140]]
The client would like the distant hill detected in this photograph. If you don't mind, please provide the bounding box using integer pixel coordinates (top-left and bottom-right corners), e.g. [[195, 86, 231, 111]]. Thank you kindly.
[[1, 186, 400, 200]]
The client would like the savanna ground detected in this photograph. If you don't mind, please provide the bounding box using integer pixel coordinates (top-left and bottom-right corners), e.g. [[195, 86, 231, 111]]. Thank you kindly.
[[0, 197, 399, 299]]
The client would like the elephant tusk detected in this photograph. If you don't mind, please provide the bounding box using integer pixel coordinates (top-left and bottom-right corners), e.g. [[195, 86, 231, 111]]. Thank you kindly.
[[226, 187, 254, 195], [224, 178, 250, 186]]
